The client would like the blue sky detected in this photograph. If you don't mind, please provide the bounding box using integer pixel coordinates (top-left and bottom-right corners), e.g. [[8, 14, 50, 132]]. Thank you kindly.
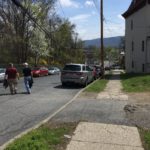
[[56, 0, 132, 40]]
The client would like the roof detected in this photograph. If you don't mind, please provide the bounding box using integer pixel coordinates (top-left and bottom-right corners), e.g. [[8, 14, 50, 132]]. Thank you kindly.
[[122, 0, 150, 18]]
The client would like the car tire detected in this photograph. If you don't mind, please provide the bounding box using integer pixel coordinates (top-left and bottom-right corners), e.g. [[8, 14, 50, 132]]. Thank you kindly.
[[83, 78, 88, 87], [62, 82, 66, 87]]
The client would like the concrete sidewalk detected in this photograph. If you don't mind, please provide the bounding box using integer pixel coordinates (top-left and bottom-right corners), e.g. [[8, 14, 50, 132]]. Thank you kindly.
[[97, 71, 128, 101], [66, 122, 144, 150], [66, 71, 144, 150]]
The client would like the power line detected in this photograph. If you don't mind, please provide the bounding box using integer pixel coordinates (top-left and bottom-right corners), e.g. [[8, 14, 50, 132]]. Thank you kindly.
[[58, 0, 66, 18], [11, 0, 51, 38], [92, 0, 100, 14]]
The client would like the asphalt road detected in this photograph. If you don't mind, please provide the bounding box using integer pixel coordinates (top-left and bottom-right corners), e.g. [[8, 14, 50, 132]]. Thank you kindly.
[[0, 74, 82, 145]]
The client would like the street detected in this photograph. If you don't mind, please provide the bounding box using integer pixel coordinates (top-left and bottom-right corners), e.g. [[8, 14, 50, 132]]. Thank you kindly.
[[0, 75, 82, 145]]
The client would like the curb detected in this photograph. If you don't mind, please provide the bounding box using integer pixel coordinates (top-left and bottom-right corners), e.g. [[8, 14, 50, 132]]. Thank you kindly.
[[0, 86, 86, 150]]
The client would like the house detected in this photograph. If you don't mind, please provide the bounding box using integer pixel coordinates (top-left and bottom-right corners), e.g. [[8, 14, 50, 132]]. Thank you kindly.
[[122, 0, 150, 73]]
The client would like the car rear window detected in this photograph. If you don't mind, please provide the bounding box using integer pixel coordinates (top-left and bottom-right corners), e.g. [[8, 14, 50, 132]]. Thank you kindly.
[[63, 65, 81, 71], [0, 69, 5, 73]]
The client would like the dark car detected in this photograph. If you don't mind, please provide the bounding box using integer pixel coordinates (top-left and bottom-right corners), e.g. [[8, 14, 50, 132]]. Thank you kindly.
[[32, 67, 48, 77], [93, 66, 102, 79]]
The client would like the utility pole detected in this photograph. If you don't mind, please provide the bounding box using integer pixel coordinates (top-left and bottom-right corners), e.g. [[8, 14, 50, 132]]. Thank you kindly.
[[100, 0, 104, 77]]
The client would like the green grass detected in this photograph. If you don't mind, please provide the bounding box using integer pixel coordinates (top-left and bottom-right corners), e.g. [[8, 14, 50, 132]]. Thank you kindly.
[[5, 123, 76, 150], [120, 73, 150, 92], [85, 76, 109, 93], [139, 128, 150, 150]]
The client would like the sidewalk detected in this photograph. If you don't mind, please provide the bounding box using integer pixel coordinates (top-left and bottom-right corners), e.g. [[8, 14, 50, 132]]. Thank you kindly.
[[66, 71, 144, 150]]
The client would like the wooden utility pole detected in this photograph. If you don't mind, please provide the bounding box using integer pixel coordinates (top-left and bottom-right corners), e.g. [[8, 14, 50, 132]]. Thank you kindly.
[[100, 0, 104, 77]]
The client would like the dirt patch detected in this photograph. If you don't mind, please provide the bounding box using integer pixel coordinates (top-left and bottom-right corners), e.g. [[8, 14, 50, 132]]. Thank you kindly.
[[128, 92, 150, 104], [124, 92, 150, 128]]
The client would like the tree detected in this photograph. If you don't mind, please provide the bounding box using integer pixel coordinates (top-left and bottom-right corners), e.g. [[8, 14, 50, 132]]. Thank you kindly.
[[0, 0, 84, 66], [30, 29, 49, 66], [104, 47, 119, 65]]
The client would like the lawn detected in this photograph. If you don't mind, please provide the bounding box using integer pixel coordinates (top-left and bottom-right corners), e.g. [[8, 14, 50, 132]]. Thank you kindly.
[[85, 75, 109, 93], [120, 73, 150, 92], [139, 128, 150, 150], [5, 123, 77, 150]]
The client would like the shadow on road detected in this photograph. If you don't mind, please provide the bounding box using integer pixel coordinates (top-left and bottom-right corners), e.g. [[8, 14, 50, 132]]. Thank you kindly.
[[0, 92, 28, 96], [54, 84, 82, 89]]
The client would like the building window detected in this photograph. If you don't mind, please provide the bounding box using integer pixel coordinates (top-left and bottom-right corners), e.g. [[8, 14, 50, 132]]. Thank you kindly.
[[131, 20, 133, 30], [132, 41, 134, 51], [142, 64, 145, 72], [142, 41, 144, 51], [132, 61, 134, 68]]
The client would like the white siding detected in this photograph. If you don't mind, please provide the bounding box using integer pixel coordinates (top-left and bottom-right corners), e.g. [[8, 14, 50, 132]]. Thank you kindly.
[[125, 4, 150, 73]]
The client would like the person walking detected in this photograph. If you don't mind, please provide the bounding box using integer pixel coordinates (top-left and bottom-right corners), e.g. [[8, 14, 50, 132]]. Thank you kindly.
[[22, 62, 33, 94], [5, 63, 19, 95]]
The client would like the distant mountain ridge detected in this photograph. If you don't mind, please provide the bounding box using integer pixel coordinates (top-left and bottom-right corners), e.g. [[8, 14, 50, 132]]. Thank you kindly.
[[84, 36, 123, 48]]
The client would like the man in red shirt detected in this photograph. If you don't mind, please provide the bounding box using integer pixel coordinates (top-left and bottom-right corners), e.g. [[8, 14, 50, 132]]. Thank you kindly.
[[5, 63, 19, 94]]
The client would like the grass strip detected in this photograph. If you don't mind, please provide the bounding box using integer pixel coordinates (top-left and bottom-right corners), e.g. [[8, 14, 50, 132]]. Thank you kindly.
[[5, 123, 77, 150], [139, 128, 150, 150], [85, 75, 109, 93], [120, 73, 150, 92]]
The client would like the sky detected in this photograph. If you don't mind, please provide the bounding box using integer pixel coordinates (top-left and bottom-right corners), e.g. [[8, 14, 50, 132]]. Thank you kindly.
[[56, 0, 132, 40]]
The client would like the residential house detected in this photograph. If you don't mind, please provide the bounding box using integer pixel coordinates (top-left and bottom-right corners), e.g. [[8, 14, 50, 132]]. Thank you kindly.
[[122, 0, 150, 73]]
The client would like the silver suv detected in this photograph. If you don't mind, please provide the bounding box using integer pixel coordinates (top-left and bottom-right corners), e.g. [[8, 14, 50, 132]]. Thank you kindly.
[[0, 68, 6, 82], [61, 63, 94, 86]]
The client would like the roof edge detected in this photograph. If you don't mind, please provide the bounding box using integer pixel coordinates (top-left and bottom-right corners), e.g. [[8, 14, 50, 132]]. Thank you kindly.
[[122, 0, 147, 18]]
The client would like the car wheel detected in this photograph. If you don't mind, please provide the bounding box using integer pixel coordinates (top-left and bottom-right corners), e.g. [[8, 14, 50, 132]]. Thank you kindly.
[[83, 78, 88, 87], [62, 82, 66, 87]]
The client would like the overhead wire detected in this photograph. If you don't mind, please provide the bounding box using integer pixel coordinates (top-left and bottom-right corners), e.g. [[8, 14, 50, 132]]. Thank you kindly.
[[92, 0, 100, 14], [58, 0, 66, 18], [11, 0, 52, 38]]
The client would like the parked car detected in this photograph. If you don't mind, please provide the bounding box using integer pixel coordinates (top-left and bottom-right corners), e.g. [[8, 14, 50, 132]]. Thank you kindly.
[[104, 66, 111, 70], [93, 65, 102, 79], [61, 63, 94, 86], [32, 67, 48, 77], [0, 68, 6, 82], [48, 67, 60, 75]]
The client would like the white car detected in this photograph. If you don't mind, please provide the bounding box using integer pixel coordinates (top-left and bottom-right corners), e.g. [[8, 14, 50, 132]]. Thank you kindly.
[[48, 67, 60, 75], [61, 64, 94, 86], [0, 68, 6, 82]]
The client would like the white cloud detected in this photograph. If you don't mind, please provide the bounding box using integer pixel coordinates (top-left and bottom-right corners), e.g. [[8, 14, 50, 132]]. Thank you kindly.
[[104, 23, 125, 37], [117, 14, 124, 20], [59, 0, 79, 8], [91, 11, 96, 15], [70, 14, 91, 22], [85, 0, 94, 7], [73, 22, 125, 40], [75, 26, 100, 40]]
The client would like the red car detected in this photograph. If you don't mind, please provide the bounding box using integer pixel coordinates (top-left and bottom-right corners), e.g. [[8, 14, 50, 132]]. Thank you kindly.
[[32, 67, 48, 77]]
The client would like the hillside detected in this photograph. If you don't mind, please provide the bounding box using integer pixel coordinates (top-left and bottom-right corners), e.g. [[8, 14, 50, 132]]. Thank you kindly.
[[83, 36, 123, 48]]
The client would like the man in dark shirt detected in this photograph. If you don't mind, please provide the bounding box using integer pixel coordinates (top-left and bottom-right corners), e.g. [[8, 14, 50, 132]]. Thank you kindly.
[[22, 62, 32, 94], [5, 63, 19, 94]]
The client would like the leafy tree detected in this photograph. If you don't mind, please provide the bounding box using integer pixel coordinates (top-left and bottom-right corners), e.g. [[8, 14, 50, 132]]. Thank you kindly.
[[104, 47, 119, 64], [30, 29, 49, 66]]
